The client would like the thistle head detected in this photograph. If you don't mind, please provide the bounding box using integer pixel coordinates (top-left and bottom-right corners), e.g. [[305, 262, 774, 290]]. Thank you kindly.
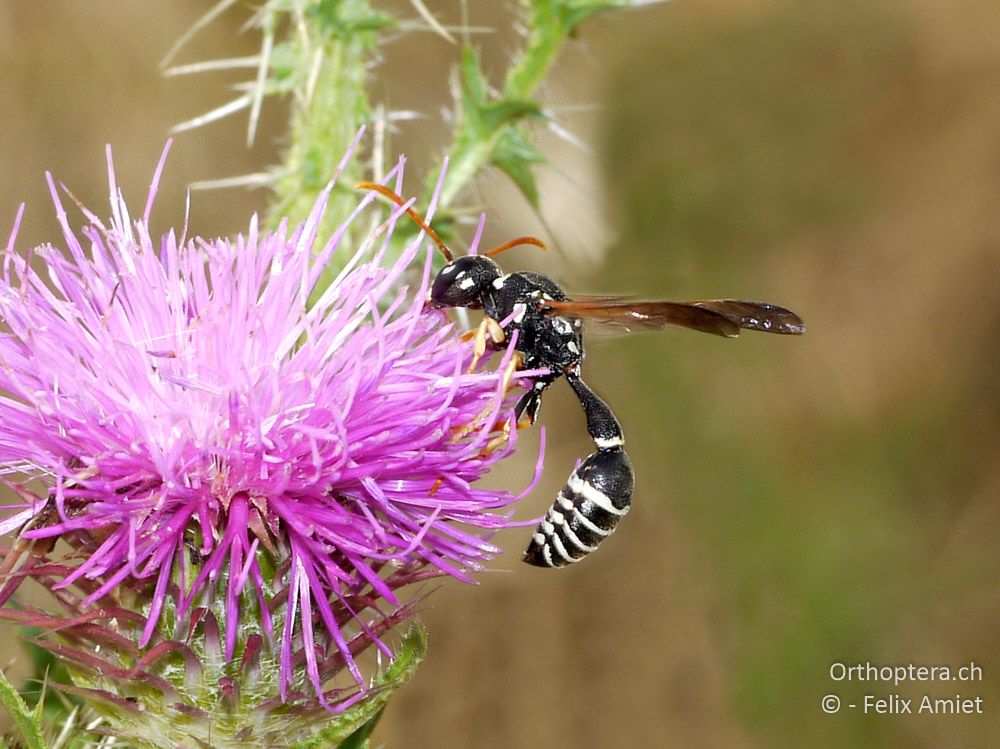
[[0, 143, 545, 745]]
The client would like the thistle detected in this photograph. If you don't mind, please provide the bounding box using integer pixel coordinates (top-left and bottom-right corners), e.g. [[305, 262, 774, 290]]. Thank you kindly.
[[0, 143, 544, 747]]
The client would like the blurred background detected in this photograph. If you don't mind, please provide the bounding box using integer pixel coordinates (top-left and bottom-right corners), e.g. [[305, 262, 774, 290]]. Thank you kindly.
[[1, 0, 998, 747]]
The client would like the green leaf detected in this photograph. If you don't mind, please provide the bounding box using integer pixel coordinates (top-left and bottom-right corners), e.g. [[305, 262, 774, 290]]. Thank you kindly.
[[335, 707, 385, 749], [491, 127, 546, 206], [19, 631, 77, 719], [431, 0, 660, 209], [291, 623, 428, 749], [558, 0, 638, 32], [460, 46, 542, 132], [459, 45, 490, 110], [479, 99, 543, 133], [306, 0, 394, 40], [0, 666, 48, 749]]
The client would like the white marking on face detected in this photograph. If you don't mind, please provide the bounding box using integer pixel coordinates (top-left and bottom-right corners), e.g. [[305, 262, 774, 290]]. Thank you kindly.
[[458, 276, 476, 290], [553, 317, 572, 335]]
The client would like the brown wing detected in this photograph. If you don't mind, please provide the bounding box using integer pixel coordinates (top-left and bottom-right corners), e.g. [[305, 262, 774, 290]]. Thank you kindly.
[[688, 299, 805, 335], [542, 297, 805, 338]]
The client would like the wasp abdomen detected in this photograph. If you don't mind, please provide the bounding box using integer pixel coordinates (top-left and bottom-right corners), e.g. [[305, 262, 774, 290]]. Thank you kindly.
[[524, 447, 634, 568]]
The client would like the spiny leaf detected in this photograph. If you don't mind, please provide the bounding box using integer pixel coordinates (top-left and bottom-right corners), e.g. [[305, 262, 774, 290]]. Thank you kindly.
[[460, 47, 543, 130], [480, 98, 543, 133], [460, 45, 490, 110], [20, 631, 78, 720], [306, 1, 394, 40], [0, 666, 48, 749], [335, 707, 385, 749], [491, 127, 546, 206], [291, 623, 427, 749], [558, 0, 643, 32]]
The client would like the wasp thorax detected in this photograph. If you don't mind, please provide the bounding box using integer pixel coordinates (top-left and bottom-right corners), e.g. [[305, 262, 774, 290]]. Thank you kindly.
[[429, 256, 502, 309]]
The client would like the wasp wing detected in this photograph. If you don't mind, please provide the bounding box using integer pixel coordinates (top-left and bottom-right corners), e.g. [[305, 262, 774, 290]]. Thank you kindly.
[[542, 298, 804, 338]]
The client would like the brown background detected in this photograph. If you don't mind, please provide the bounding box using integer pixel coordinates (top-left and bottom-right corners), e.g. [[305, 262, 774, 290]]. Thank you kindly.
[[1, 1, 999, 747]]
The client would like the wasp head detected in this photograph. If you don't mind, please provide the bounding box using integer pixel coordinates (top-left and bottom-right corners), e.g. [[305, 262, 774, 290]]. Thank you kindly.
[[429, 256, 502, 309]]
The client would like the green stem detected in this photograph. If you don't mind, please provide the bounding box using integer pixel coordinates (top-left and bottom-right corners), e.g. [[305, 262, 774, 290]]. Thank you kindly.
[[267, 0, 385, 238], [503, 1, 565, 98]]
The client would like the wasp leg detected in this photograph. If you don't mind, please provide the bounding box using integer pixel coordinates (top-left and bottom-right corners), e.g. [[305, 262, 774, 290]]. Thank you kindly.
[[466, 317, 505, 374], [501, 351, 525, 394], [451, 349, 527, 444], [481, 415, 532, 456], [514, 378, 553, 426], [478, 352, 532, 455], [481, 418, 513, 456]]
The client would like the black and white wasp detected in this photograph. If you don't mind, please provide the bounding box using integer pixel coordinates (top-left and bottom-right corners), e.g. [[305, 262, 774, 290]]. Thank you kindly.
[[359, 182, 805, 568]]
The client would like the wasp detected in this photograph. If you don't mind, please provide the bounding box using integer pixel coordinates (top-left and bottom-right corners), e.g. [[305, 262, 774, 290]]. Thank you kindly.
[[359, 182, 805, 568]]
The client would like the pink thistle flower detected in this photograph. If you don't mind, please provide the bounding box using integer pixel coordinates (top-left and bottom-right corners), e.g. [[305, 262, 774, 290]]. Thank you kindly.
[[0, 141, 544, 726]]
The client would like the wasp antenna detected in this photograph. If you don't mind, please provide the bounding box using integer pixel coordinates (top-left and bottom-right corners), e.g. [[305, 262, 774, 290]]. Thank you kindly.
[[357, 181, 454, 262], [482, 236, 547, 258]]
